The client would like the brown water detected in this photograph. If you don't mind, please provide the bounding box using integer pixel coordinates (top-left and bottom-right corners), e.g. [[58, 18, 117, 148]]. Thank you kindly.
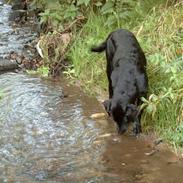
[[0, 1, 183, 183]]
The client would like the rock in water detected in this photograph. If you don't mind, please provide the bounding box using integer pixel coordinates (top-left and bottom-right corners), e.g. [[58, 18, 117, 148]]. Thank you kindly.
[[0, 59, 18, 71]]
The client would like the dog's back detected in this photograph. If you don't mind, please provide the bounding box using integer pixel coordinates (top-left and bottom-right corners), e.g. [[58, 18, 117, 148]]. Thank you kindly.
[[91, 29, 147, 69]]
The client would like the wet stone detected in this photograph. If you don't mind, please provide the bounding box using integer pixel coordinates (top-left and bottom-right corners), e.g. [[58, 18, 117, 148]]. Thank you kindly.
[[0, 59, 18, 71], [35, 170, 48, 181], [112, 137, 121, 143], [121, 162, 127, 166]]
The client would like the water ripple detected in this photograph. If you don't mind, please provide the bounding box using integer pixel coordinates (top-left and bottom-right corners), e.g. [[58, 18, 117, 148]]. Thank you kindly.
[[0, 73, 109, 182]]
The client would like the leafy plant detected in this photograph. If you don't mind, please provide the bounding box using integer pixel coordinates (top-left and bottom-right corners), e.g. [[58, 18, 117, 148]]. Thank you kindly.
[[26, 66, 49, 77]]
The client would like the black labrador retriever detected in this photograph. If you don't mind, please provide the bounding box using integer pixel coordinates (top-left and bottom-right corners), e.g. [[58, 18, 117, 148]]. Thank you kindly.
[[91, 29, 148, 135]]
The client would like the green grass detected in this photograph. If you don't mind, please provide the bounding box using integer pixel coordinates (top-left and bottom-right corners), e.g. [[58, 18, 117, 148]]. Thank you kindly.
[[26, 66, 49, 77], [137, 3, 183, 148], [66, 2, 183, 149], [67, 12, 111, 94]]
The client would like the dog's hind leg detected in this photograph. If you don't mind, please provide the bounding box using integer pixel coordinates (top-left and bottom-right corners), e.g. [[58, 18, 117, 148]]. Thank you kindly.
[[107, 65, 113, 98], [106, 39, 115, 98]]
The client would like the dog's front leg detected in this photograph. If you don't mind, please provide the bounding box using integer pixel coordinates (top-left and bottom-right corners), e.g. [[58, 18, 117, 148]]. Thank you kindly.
[[117, 117, 128, 134], [133, 117, 142, 135], [102, 99, 111, 116]]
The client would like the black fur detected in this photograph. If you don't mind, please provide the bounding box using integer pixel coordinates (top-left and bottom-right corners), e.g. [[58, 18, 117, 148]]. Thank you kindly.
[[91, 41, 106, 52], [91, 29, 148, 135]]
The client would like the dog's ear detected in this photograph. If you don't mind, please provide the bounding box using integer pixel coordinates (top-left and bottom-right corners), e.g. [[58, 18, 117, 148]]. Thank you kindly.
[[126, 104, 138, 119], [102, 99, 111, 115]]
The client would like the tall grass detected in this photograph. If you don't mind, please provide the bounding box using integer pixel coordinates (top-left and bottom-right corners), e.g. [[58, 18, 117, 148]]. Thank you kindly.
[[137, 2, 183, 147], [67, 2, 183, 148], [66, 12, 111, 94]]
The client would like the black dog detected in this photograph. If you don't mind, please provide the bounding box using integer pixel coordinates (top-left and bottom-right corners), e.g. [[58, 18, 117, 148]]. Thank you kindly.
[[91, 29, 148, 135]]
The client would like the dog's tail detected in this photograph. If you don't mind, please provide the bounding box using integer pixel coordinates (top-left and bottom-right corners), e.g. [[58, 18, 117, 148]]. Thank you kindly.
[[91, 41, 106, 52]]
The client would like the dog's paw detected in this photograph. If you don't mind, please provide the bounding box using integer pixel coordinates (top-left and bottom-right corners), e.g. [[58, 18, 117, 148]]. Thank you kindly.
[[118, 125, 127, 135], [133, 124, 142, 135], [102, 99, 111, 116]]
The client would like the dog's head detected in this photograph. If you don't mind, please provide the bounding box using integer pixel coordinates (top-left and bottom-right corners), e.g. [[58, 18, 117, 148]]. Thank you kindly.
[[106, 98, 138, 134]]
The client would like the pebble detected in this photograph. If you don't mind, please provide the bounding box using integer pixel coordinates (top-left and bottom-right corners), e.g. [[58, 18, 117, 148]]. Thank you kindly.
[[121, 162, 126, 166], [90, 113, 106, 119], [145, 149, 157, 156], [112, 137, 121, 143]]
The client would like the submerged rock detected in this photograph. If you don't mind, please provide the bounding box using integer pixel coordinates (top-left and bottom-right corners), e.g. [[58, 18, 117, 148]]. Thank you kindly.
[[0, 59, 18, 71]]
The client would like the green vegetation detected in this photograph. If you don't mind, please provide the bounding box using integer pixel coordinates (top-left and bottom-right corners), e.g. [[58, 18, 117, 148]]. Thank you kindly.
[[0, 91, 5, 100], [26, 66, 49, 77], [20, 1, 183, 149]]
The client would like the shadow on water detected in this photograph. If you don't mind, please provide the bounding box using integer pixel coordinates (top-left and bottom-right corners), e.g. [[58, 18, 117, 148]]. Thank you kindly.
[[0, 0, 183, 183]]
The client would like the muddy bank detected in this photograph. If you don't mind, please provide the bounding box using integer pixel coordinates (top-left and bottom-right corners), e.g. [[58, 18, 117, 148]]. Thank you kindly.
[[103, 135, 183, 183]]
